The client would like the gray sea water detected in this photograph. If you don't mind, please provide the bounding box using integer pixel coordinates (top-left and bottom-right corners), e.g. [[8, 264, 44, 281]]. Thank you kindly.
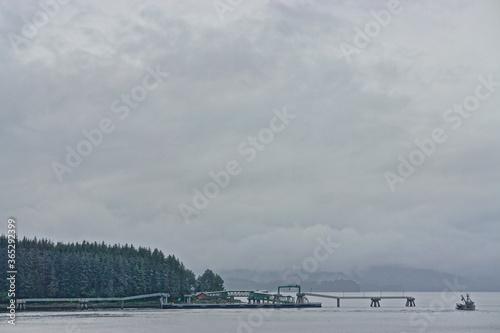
[[8, 292, 500, 332]]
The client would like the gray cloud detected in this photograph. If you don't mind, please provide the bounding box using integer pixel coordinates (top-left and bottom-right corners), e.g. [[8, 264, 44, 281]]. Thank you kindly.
[[1, 0, 499, 278]]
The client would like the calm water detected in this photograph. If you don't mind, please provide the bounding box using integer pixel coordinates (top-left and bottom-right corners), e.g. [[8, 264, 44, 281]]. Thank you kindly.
[[8, 292, 500, 332]]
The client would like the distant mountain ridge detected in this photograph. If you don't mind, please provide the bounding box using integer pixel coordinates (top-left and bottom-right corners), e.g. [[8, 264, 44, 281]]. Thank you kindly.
[[221, 266, 500, 292], [221, 269, 359, 292]]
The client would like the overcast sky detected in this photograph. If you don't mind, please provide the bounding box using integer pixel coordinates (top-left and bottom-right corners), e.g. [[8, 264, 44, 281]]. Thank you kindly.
[[1, 0, 499, 279]]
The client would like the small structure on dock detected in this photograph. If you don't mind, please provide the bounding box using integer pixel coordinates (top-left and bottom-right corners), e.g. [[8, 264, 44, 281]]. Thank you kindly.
[[194, 292, 208, 300]]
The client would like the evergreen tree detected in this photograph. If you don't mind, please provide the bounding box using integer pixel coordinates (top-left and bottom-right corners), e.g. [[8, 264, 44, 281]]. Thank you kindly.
[[196, 269, 225, 292], [0, 235, 220, 301]]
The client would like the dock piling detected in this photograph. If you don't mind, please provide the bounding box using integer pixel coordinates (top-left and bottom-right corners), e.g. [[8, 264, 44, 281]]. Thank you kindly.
[[405, 297, 415, 307], [370, 298, 381, 307]]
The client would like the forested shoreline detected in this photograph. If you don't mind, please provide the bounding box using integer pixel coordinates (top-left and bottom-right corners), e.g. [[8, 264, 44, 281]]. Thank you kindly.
[[0, 235, 223, 302]]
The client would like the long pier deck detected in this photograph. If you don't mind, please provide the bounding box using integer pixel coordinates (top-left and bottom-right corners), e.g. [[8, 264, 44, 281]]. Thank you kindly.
[[14, 285, 416, 311], [16, 293, 170, 310], [303, 292, 416, 307]]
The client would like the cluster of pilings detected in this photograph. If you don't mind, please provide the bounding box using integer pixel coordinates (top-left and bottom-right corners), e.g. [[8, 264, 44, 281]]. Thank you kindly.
[[370, 298, 381, 307], [405, 297, 416, 307], [248, 299, 264, 304], [77, 300, 88, 310], [296, 293, 308, 304], [16, 300, 26, 310]]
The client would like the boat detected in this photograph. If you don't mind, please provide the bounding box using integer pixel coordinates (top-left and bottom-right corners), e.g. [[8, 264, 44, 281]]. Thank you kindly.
[[456, 294, 475, 310]]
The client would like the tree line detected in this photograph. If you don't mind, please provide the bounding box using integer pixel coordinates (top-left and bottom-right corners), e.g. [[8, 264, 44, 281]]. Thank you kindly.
[[0, 235, 224, 302]]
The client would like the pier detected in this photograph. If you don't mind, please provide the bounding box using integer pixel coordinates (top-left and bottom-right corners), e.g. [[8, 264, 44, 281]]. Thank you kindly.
[[303, 292, 416, 307], [14, 285, 417, 311], [175, 285, 320, 309], [15, 285, 321, 311]]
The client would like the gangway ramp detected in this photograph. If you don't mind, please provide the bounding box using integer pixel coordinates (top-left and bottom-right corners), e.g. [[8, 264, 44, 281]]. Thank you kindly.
[[16, 293, 170, 310]]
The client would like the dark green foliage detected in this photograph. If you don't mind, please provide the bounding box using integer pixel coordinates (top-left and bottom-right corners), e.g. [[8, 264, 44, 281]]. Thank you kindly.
[[195, 269, 225, 292], [0, 235, 223, 302]]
